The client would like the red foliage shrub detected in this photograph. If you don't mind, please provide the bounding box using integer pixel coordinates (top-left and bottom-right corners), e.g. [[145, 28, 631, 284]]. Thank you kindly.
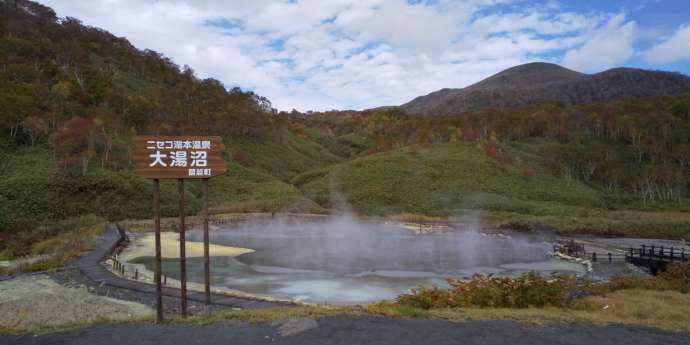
[[522, 168, 536, 179], [233, 149, 256, 167], [484, 141, 511, 169]]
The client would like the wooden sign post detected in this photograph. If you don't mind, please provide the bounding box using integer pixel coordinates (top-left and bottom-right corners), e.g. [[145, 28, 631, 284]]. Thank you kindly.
[[134, 136, 227, 322]]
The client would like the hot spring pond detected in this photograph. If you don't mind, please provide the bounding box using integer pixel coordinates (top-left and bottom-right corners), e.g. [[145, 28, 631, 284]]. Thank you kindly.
[[133, 220, 584, 304]]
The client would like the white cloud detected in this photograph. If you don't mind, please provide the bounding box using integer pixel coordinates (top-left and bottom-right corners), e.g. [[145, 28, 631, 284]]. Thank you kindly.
[[645, 24, 690, 64], [38, 0, 632, 111], [561, 13, 636, 73]]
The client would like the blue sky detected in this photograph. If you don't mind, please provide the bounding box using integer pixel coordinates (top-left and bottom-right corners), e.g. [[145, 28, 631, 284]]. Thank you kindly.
[[40, 0, 690, 111]]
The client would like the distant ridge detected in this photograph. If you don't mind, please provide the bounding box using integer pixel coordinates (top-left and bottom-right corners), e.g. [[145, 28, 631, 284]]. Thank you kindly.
[[401, 62, 690, 115]]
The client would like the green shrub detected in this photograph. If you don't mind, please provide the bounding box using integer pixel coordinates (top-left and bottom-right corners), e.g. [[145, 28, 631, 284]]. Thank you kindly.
[[592, 275, 648, 294], [649, 263, 690, 293], [0, 247, 14, 260], [399, 264, 690, 312], [593, 263, 690, 294], [397, 272, 578, 309]]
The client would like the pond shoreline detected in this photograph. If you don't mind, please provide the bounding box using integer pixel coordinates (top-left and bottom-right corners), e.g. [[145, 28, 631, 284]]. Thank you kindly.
[[118, 212, 690, 241], [117, 217, 586, 304]]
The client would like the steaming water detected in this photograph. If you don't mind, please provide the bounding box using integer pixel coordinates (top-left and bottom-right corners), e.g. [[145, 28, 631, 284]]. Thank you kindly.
[[135, 217, 584, 304]]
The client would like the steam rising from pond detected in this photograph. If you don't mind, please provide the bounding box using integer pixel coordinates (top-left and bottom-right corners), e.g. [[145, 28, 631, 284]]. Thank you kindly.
[[149, 214, 585, 304]]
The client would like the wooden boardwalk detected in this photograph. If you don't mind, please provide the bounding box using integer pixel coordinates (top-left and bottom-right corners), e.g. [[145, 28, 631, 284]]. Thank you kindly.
[[625, 245, 688, 275], [554, 240, 688, 275], [75, 224, 291, 309]]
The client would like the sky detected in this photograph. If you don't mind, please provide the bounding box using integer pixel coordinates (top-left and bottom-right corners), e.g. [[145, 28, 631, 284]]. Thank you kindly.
[[39, 0, 690, 112]]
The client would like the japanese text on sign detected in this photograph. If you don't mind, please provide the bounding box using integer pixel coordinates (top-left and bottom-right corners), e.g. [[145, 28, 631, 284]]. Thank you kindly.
[[146, 140, 210, 176], [133, 136, 227, 179]]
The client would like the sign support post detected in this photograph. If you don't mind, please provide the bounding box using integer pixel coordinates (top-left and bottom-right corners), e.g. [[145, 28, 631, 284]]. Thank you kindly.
[[178, 178, 187, 318], [202, 178, 211, 304], [134, 136, 227, 321], [153, 178, 163, 323]]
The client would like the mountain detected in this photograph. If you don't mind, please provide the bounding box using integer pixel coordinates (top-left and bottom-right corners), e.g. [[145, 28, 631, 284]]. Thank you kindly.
[[401, 62, 690, 115]]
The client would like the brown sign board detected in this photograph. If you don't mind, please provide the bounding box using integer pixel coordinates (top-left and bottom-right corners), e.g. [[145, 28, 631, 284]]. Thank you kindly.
[[133, 136, 227, 179]]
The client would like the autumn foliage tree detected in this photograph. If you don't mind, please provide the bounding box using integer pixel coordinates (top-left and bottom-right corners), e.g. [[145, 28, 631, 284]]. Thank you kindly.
[[52, 116, 93, 175], [21, 115, 48, 146]]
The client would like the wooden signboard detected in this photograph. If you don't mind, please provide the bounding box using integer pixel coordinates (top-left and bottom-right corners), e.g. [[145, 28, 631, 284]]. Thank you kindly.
[[132, 135, 227, 322], [133, 136, 227, 179]]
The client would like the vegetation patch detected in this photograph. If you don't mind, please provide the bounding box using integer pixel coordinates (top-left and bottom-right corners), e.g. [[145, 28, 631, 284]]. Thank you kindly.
[[387, 263, 690, 331], [0, 215, 105, 274]]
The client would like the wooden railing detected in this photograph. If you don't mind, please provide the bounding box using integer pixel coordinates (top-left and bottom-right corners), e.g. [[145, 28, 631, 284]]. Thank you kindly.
[[554, 242, 688, 274]]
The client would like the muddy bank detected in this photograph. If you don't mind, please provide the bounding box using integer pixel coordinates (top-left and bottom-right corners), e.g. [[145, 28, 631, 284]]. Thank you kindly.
[[115, 232, 296, 304], [117, 232, 254, 261]]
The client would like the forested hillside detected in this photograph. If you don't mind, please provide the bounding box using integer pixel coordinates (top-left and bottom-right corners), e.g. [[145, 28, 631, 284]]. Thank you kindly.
[[1, 0, 689, 256], [311, 95, 690, 205], [402, 62, 690, 115], [0, 0, 342, 244], [293, 96, 690, 237]]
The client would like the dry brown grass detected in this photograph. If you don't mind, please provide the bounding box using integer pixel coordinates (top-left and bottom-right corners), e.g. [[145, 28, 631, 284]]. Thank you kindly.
[[180, 289, 690, 332], [425, 289, 690, 332], [573, 289, 690, 331], [183, 305, 365, 325], [1, 219, 105, 274], [30, 223, 104, 256]]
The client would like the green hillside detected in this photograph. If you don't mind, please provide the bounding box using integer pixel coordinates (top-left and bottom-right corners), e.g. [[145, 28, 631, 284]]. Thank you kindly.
[[295, 142, 604, 215], [224, 130, 343, 181], [293, 142, 690, 238], [1, 0, 689, 256]]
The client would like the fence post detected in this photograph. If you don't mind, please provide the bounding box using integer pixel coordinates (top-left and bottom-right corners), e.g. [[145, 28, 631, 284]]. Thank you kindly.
[[608, 253, 612, 262], [164, 275, 167, 285], [648, 251, 653, 271], [670, 247, 674, 261], [592, 252, 597, 262], [660, 247, 664, 259], [135, 269, 138, 280]]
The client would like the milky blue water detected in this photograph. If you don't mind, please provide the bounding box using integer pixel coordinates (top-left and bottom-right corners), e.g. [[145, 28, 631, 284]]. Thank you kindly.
[[135, 220, 584, 304]]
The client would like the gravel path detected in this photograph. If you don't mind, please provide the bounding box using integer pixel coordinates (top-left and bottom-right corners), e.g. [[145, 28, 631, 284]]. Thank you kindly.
[[2, 316, 689, 345]]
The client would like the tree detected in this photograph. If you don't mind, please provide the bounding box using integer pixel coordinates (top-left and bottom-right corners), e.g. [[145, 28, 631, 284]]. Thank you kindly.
[[50, 79, 73, 127], [21, 115, 48, 146], [52, 116, 93, 175], [92, 116, 114, 168]]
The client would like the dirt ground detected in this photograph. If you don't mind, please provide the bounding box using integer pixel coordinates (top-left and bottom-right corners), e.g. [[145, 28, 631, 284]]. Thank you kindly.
[[0, 273, 153, 330]]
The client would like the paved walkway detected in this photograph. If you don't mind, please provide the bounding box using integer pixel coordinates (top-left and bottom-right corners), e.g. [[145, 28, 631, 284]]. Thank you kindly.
[[3, 316, 689, 345], [75, 224, 288, 310]]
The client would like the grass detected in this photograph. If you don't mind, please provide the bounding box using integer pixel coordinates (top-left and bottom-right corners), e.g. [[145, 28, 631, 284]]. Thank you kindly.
[[224, 130, 343, 181], [303, 127, 373, 158], [0, 315, 155, 336], [295, 142, 605, 214], [2, 291, 689, 334], [0, 147, 201, 232], [182, 305, 361, 326], [173, 289, 690, 333], [424, 289, 690, 332], [0, 141, 328, 236], [0, 214, 106, 274], [293, 142, 690, 238], [482, 209, 690, 239], [2, 134, 689, 250], [203, 162, 327, 214]]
